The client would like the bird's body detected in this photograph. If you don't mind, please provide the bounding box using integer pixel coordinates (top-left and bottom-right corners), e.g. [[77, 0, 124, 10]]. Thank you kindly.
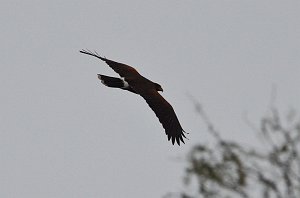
[[80, 50, 187, 145]]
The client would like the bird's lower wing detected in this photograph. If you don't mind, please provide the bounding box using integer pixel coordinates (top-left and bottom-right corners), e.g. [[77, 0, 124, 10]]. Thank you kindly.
[[138, 90, 187, 145]]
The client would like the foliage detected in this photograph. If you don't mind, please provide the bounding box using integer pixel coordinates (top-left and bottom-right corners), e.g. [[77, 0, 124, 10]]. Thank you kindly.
[[168, 101, 300, 198]]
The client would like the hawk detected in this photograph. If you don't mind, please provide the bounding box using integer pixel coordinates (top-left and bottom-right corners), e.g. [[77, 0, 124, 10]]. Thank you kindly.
[[80, 50, 187, 145]]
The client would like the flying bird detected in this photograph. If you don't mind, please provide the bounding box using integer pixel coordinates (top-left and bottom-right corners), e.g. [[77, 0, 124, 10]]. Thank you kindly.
[[80, 49, 187, 145]]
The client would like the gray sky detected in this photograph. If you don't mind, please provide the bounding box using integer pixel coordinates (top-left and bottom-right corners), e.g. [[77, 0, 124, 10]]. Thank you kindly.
[[1, 0, 299, 197]]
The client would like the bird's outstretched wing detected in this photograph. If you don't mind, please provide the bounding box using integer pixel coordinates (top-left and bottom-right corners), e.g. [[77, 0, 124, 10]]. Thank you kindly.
[[138, 89, 187, 145], [80, 49, 140, 78]]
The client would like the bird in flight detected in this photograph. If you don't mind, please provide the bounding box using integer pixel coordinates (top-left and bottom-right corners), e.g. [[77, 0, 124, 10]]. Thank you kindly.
[[80, 49, 187, 145]]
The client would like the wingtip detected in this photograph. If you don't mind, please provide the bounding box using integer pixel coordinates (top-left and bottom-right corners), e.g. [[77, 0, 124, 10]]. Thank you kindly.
[[172, 137, 175, 145], [79, 49, 89, 54], [179, 135, 185, 144], [176, 130, 188, 146], [166, 129, 188, 146], [79, 49, 106, 61], [183, 130, 189, 134], [168, 135, 172, 141]]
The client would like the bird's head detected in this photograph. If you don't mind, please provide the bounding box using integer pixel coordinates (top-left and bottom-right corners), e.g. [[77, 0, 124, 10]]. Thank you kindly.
[[155, 83, 163, 92]]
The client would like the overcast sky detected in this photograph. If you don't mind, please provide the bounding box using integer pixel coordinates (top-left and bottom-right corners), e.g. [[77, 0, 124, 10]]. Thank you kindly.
[[1, 1, 299, 198]]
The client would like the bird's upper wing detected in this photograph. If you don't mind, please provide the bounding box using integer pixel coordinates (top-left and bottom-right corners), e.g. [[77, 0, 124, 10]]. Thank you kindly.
[[80, 50, 140, 78], [138, 89, 187, 145]]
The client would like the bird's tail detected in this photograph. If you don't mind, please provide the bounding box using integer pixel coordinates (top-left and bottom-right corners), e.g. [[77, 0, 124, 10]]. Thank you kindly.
[[97, 74, 125, 88]]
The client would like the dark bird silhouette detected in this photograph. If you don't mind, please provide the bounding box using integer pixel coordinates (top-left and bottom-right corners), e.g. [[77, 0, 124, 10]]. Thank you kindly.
[[80, 49, 187, 145]]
